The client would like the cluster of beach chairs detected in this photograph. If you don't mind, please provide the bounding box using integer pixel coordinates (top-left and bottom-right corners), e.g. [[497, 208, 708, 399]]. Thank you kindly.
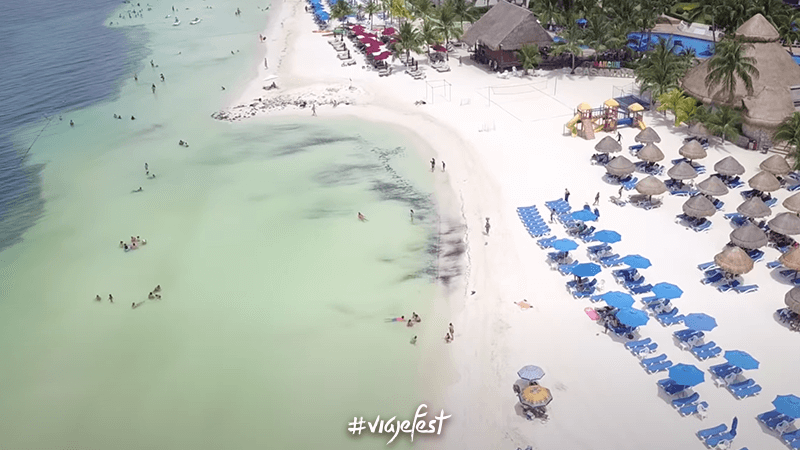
[[697, 422, 744, 449], [516, 205, 551, 237], [696, 261, 760, 293], [328, 38, 356, 66]]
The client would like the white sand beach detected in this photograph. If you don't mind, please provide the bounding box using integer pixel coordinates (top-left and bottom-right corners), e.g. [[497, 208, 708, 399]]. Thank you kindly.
[[226, 1, 800, 448]]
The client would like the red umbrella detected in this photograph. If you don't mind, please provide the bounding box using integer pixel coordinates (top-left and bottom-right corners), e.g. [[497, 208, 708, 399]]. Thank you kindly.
[[365, 44, 381, 53], [432, 44, 447, 52], [382, 27, 395, 36], [374, 51, 391, 60], [352, 24, 364, 31]]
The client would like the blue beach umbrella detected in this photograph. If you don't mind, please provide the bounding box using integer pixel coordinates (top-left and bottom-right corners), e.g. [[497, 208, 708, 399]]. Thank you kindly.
[[724, 350, 760, 370], [725, 350, 761, 370], [570, 263, 601, 277], [592, 230, 621, 243], [668, 363, 705, 387], [620, 255, 651, 269], [569, 210, 598, 222], [597, 291, 635, 309], [683, 313, 717, 331], [773, 395, 800, 419], [552, 238, 579, 251], [517, 365, 545, 381], [652, 282, 683, 299], [615, 307, 649, 327]]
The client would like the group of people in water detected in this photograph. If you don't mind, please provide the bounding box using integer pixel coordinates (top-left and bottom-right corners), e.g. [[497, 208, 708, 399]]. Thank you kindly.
[[95, 285, 161, 309], [120, 235, 147, 252], [389, 313, 455, 345]]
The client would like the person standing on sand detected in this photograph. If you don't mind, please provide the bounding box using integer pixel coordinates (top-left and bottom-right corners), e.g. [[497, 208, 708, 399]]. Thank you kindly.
[[594, 192, 600, 206], [430, 158, 435, 172], [485, 218, 491, 235], [410, 209, 414, 223], [618, 186, 624, 197], [449, 323, 454, 336], [152, 83, 156, 93], [616, 131, 622, 143], [312, 104, 316, 116], [442, 161, 446, 172], [564, 189, 570, 202]]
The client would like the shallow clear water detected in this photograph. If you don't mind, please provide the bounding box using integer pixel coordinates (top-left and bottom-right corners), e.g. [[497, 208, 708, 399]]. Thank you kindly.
[[628, 32, 716, 56], [0, 1, 438, 448]]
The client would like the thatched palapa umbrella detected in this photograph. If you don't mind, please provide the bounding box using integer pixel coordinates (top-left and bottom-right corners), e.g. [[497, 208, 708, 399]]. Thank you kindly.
[[784, 192, 800, 213], [688, 122, 709, 137], [697, 176, 729, 197], [714, 246, 754, 275], [635, 127, 661, 144], [779, 247, 800, 271], [679, 140, 707, 161], [760, 154, 792, 176], [748, 171, 781, 192], [636, 176, 667, 197], [730, 223, 768, 249], [683, 195, 716, 218], [668, 161, 698, 180], [637, 143, 665, 162], [785, 287, 800, 314], [769, 212, 800, 236], [595, 135, 622, 153], [606, 156, 635, 177], [737, 197, 772, 218], [714, 156, 745, 176]]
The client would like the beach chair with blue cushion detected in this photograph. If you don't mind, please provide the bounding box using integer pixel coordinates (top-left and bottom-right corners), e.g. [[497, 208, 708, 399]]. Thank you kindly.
[[629, 284, 654, 295], [656, 309, 683, 326], [705, 430, 737, 448], [658, 378, 689, 396], [733, 284, 759, 294], [746, 249, 764, 261], [702, 272, 724, 285], [680, 401, 708, 417], [726, 379, 754, 393], [709, 363, 742, 385], [537, 236, 557, 249], [697, 424, 727, 441], [767, 260, 784, 269], [624, 337, 651, 350], [629, 144, 644, 154], [630, 342, 658, 356], [645, 359, 673, 373], [782, 429, 800, 445], [599, 254, 622, 267], [741, 189, 758, 199], [717, 279, 741, 292], [732, 384, 761, 399], [693, 345, 722, 361], [557, 261, 578, 275], [675, 329, 704, 349], [765, 197, 778, 207], [692, 219, 712, 232], [672, 392, 700, 409], [698, 261, 718, 271], [712, 198, 724, 210], [760, 410, 794, 431], [621, 176, 639, 190], [638, 352, 665, 364]]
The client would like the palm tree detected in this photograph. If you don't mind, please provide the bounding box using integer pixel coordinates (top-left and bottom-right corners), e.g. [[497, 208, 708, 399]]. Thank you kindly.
[[432, 4, 461, 60], [530, 0, 562, 31], [447, 0, 480, 30], [657, 88, 687, 122], [675, 96, 700, 127], [634, 39, 692, 101], [409, 0, 433, 20], [330, 0, 353, 26], [704, 106, 741, 143], [516, 44, 541, 74], [704, 38, 759, 103], [419, 19, 441, 62], [688, 0, 723, 42], [552, 24, 584, 70], [364, 0, 380, 29], [394, 21, 422, 62], [774, 112, 800, 169], [583, 15, 622, 61], [776, 11, 800, 55]]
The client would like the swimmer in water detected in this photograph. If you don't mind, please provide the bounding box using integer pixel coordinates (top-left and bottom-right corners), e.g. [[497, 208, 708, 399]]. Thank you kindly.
[[119, 241, 125, 248], [133, 187, 143, 192], [385, 315, 404, 323], [131, 115, 135, 120], [357, 212, 366, 221], [160, 73, 165, 81], [134, 73, 138, 81], [70, 120, 74, 126], [152, 84, 156, 93], [95, 295, 102, 301], [108, 294, 114, 303], [154, 285, 161, 292], [149, 292, 155, 299], [407, 319, 414, 328]]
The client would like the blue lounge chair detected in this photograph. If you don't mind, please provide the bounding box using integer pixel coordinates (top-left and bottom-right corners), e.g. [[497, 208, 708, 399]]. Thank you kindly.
[[630, 343, 658, 356], [557, 262, 578, 275], [733, 385, 761, 399], [675, 329, 703, 340], [706, 431, 737, 448], [630, 284, 653, 294], [733, 284, 759, 294], [624, 337, 652, 350], [758, 410, 782, 424], [623, 276, 646, 287], [658, 379, 689, 396], [727, 379, 754, 392], [697, 424, 727, 440], [680, 401, 708, 417], [656, 309, 681, 325], [782, 429, 800, 444], [709, 363, 742, 380], [692, 220, 712, 232], [645, 360, 673, 373], [698, 261, 718, 271], [640, 353, 666, 365], [599, 255, 622, 267], [765, 197, 778, 207], [702, 272, 724, 285], [767, 260, 784, 269], [717, 279, 741, 292], [691, 341, 716, 352], [671, 392, 700, 408], [694, 346, 722, 360]]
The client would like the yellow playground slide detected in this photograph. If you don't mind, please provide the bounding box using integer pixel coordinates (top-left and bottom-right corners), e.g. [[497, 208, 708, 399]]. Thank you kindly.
[[638, 120, 647, 130], [566, 114, 581, 135]]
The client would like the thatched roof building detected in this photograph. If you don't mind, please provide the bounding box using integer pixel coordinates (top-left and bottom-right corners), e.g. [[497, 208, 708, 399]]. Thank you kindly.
[[462, 1, 552, 51], [681, 14, 800, 148]]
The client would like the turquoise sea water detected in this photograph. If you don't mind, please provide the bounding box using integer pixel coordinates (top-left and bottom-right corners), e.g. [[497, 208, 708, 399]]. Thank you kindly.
[[0, 1, 439, 448]]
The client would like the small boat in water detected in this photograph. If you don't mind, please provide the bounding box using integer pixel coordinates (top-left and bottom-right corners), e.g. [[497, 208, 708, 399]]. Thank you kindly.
[[189, 17, 202, 25], [173, 17, 180, 26]]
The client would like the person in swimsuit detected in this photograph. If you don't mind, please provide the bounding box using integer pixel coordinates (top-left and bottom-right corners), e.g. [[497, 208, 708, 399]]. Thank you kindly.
[[407, 319, 414, 327], [95, 295, 102, 301], [108, 294, 114, 303], [358, 212, 366, 221], [154, 285, 161, 292]]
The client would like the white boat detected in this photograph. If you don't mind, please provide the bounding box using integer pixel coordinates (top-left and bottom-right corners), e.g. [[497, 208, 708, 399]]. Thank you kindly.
[[173, 17, 180, 26], [189, 17, 202, 25]]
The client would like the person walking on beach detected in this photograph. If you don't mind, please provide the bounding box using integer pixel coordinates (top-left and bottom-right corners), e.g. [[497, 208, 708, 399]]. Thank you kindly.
[[442, 161, 446, 172], [108, 294, 114, 303], [430, 158, 435, 172], [70, 120, 74, 127], [616, 131, 622, 143], [152, 83, 156, 93], [564, 189, 570, 203], [594, 192, 600, 206], [312, 103, 316, 116], [618, 186, 624, 197], [410, 209, 414, 223], [485, 217, 491, 235]]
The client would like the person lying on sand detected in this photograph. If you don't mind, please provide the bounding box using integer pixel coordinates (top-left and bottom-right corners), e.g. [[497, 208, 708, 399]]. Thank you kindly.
[[514, 299, 532, 309]]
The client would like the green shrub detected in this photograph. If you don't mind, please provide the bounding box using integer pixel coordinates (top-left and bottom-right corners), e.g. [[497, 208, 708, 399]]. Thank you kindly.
[[676, 7, 684, 14]]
